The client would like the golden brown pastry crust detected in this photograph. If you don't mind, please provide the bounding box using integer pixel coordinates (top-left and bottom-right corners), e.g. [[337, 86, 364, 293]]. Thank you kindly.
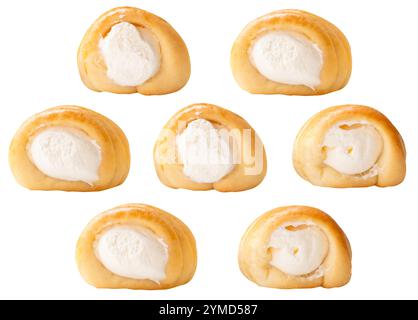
[[231, 9, 351, 95], [76, 204, 197, 290], [293, 105, 406, 188], [239, 206, 351, 289], [9, 106, 130, 191], [154, 103, 267, 192], [78, 6, 190, 95]]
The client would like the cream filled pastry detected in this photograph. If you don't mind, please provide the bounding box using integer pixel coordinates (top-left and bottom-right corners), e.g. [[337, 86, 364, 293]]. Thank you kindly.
[[76, 204, 197, 290], [239, 206, 351, 289], [9, 106, 130, 191], [78, 6, 190, 95], [154, 103, 267, 192], [231, 9, 351, 95], [293, 105, 406, 188]]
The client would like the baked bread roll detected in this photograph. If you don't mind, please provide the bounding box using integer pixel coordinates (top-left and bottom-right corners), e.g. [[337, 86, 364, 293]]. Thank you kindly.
[[9, 106, 130, 191], [78, 6, 190, 95], [293, 105, 406, 188], [239, 206, 351, 289], [76, 204, 197, 290], [231, 9, 351, 95], [154, 103, 267, 192]]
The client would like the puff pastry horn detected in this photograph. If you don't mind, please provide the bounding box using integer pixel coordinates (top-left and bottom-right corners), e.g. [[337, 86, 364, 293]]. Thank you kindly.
[[9, 106, 130, 191], [293, 105, 406, 188], [239, 206, 351, 289], [231, 9, 351, 95], [154, 103, 267, 192], [76, 204, 197, 290], [78, 6, 190, 95]]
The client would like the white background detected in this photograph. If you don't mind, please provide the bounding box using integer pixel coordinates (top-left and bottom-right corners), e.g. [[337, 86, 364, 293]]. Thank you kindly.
[[0, 0, 416, 300]]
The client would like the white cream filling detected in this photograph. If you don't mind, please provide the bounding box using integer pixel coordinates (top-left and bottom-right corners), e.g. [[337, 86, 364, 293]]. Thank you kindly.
[[176, 119, 235, 183], [249, 30, 323, 89], [28, 127, 101, 184], [95, 226, 168, 283], [99, 22, 161, 87], [323, 121, 383, 176], [269, 222, 328, 276]]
